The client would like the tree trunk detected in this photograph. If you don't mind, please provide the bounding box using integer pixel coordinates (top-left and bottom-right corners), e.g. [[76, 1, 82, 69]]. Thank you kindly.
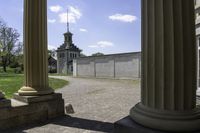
[[2, 56, 7, 72], [3, 64, 6, 72]]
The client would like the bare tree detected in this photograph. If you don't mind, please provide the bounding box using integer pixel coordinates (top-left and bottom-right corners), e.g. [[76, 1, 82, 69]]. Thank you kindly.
[[0, 19, 20, 72]]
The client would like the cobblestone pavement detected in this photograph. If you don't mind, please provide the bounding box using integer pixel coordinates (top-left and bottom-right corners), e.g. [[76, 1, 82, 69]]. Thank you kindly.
[[8, 76, 140, 133]]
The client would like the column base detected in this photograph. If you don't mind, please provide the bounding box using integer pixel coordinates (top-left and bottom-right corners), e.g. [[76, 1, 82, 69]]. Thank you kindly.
[[114, 116, 200, 133], [18, 86, 54, 96], [13, 93, 61, 104], [130, 103, 200, 132]]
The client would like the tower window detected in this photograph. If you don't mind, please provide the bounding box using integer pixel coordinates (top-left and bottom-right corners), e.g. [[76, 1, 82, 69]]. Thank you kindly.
[[59, 53, 65, 58]]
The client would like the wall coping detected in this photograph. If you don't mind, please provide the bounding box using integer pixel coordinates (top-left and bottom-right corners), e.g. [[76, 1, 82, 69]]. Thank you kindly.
[[75, 52, 141, 60]]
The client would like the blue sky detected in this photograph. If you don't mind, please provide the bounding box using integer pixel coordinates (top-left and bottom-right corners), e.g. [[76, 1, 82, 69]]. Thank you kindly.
[[0, 0, 141, 56]]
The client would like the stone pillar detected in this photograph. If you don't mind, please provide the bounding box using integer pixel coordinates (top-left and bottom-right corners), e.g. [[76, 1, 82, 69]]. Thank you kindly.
[[130, 0, 200, 132], [18, 0, 54, 96]]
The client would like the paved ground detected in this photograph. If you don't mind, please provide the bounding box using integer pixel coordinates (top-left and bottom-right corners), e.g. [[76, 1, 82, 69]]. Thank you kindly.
[[8, 76, 140, 133]]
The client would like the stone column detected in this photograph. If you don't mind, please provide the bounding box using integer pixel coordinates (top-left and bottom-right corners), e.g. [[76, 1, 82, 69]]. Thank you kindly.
[[130, 0, 200, 132], [18, 0, 54, 96]]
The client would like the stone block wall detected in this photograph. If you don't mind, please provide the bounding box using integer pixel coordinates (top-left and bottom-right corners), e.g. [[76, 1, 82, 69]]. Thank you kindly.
[[73, 52, 141, 79]]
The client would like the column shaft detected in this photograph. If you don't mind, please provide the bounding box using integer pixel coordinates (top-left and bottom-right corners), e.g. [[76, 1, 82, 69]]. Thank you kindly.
[[18, 0, 54, 95], [130, 0, 200, 132]]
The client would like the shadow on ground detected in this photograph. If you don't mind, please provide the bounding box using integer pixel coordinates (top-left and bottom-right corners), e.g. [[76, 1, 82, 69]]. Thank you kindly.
[[3, 115, 114, 133]]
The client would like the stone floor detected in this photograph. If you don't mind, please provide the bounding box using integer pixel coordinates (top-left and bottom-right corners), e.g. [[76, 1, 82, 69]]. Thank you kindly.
[[5, 76, 140, 133]]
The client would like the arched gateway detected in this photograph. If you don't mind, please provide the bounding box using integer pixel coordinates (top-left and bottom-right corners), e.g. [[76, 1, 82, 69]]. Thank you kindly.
[[0, 0, 199, 132]]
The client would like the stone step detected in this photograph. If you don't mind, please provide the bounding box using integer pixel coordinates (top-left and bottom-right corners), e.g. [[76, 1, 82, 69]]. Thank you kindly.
[[11, 99, 28, 107]]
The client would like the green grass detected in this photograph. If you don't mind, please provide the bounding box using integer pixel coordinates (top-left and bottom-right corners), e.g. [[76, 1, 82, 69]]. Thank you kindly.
[[0, 67, 16, 73], [49, 77, 69, 90], [0, 73, 69, 98]]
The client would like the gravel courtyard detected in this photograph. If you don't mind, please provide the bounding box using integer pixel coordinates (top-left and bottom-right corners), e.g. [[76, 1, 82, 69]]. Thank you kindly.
[[8, 76, 141, 133]]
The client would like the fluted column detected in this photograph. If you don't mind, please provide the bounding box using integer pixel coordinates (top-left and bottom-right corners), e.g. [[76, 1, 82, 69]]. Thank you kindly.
[[18, 0, 54, 96], [130, 0, 200, 132]]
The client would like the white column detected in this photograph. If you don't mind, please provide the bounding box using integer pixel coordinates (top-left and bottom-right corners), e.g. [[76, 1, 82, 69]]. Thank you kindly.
[[130, 0, 200, 132], [18, 0, 54, 96]]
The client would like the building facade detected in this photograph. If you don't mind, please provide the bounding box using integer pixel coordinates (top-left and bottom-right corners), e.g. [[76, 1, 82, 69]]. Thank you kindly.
[[57, 31, 81, 74], [48, 56, 57, 73]]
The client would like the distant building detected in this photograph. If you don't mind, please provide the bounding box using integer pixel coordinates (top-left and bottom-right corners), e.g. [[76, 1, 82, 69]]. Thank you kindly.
[[56, 11, 81, 74], [48, 56, 57, 73]]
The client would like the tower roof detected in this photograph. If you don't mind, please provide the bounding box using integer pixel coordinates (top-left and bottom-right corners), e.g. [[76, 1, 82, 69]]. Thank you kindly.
[[67, 9, 70, 33], [56, 8, 81, 52]]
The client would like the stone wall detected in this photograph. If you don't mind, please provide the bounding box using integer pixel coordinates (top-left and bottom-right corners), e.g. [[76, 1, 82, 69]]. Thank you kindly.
[[73, 52, 141, 79]]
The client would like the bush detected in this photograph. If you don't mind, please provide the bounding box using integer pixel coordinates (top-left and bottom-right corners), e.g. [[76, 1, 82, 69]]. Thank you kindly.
[[10, 62, 19, 68], [14, 67, 22, 74], [49, 68, 57, 73]]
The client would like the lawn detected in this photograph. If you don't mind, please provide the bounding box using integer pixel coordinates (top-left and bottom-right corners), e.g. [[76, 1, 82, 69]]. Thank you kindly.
[[0, 73, 69, 98]]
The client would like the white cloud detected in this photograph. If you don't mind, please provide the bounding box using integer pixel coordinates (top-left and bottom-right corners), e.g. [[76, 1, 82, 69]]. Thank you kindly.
[[88, 45, 98, 48], [88, 41, 114, 48], [49, 5, 63, 13], [48, 19, 56, 23], [109, 14, 137, 23], [59, 6, 82, 23], [80, 28, 88, 32], [98, 41, 114, 48], [70, 6, 82, 17]]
